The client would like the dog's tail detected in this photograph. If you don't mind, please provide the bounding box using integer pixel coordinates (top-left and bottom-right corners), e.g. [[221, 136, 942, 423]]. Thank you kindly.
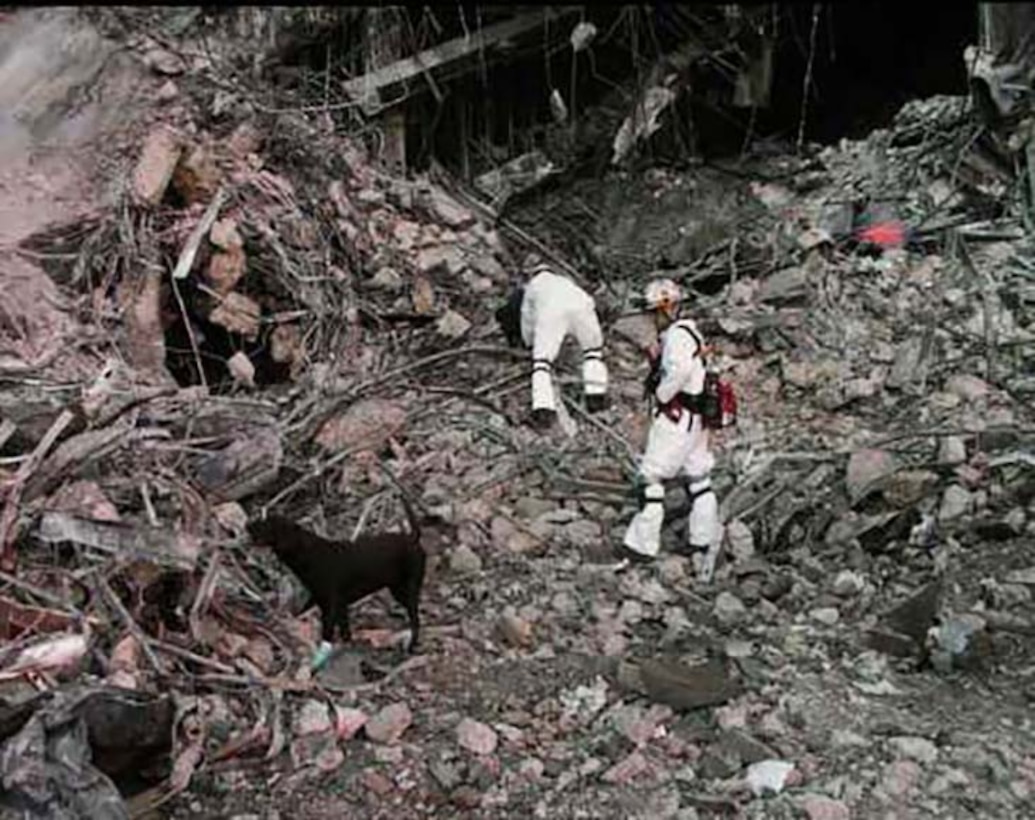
[[374, 460, 422, 541], [398, 490, 421, 542]]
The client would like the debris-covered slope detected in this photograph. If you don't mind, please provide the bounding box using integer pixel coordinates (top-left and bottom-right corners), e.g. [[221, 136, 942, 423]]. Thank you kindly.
[[1, 7, 1035, 820]]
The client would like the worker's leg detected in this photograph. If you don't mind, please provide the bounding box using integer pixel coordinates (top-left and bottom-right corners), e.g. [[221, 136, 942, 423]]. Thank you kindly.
[[681, 417, 721, 580], [530, 312, 565, 420], [622, 412, 692, 559], [571, 306, 608, 412]]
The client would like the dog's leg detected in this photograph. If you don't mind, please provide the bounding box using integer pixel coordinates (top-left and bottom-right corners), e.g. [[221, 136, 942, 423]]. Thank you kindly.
[[395, 552, 426, 653], [389, 583, 419, 653], [338, 604, 352, 644], [321, 597, 339, 643], [311, 598, 339, 672]]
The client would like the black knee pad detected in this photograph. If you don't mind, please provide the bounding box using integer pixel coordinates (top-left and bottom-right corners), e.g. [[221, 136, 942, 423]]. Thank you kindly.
[[585, 394, 608, 413]]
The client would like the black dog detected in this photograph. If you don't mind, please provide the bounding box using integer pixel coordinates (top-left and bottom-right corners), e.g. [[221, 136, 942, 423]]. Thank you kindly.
[[247, 494, 427, 653]]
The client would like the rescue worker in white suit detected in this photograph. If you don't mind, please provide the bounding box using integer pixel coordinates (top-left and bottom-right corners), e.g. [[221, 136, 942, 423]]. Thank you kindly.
[[621, 278, 721, 574], [495, 254, 609, 426]]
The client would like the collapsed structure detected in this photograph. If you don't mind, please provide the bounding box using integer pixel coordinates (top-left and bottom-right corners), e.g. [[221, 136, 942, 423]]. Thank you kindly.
[[1, 5, 1035, 818]]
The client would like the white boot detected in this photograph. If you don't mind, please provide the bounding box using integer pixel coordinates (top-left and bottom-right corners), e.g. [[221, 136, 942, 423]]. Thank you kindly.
[[686, 476, 721, 583], [686, 477, 718, 548], [531, 363, 556, 412], [622, 484, 665, 560], [582, 353, 608, 412]]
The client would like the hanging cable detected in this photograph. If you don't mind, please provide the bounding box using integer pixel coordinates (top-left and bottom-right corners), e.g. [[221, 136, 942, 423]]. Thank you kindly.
[[795, 3, 821, 155]]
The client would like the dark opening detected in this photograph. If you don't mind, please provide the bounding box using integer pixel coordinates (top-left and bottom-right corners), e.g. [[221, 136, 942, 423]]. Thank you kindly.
[[398, 3, 978, 172], [161, 280, 291, 391], [751, 2, 978, 146]]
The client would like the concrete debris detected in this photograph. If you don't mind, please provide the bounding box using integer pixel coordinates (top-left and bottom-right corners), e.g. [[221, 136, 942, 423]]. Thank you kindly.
[[745, 759, 796, 797], [132, 125, 182, 206], [639, 658, 740, 711], [313, 398, 407, 453], [846, 448, 900, 505], [227, 351, 255, 387], [208, 292, 261, 339], [2, 7, 1035, 818], [474, 150, 557, 205], [456, 718, 498, 755], [611, 80, 678, 165], [436, 309, 472, 339], [206, 246, 247, 295], [363, 702, 413, 745]]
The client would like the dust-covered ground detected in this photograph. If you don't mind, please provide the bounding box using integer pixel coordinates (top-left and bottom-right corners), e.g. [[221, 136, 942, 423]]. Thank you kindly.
[[1, 8, 1034, 820]]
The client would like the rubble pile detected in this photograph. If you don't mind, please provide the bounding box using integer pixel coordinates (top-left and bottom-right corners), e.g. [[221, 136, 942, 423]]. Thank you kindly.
[[2, 7, 1035, 820]]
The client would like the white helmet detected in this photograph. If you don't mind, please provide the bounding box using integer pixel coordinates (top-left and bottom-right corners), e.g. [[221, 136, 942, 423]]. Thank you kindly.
[[644, 278, 683, 311]]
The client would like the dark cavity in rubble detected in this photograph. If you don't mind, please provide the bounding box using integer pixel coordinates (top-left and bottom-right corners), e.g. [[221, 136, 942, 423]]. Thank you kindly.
[[162, 279, 291, 391], [381, 4, 978, 178]]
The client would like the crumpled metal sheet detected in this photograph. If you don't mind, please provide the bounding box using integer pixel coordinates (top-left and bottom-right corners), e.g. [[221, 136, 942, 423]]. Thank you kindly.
[[0, 687, 173, 820]]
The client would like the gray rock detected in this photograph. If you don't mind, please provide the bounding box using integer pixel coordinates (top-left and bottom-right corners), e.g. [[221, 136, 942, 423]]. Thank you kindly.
[[938, 484, 972, 522], [364, 703, 413, 744], [832, 570, 866, 598], [429, 759, 464, 790], [714, 591, 747, 626], [880, 759, 921, 797], [1004, 567, 1035, 586], [698, 748, 739, 779], [456, 718, 498, 755], [450, 544, 483, 574], [370, 266, 404, 291], [716, 728, 777, 765], [514, 497, 555, 519], [846, 448, 900, 505], [938, 435, 967, 465], [759, 266, 808, 303], [946, 373, 989, 402], [889, 736, 939, 765], [798, 794, 851, 820], [885, 337, 923, 389], [640, 658, 740, 711], [725, 520, 754, 561], [564, 518, 603, 549], [436, 310, 472, 339], [810, 607, 840, 626], [882, 469, 939, 508]]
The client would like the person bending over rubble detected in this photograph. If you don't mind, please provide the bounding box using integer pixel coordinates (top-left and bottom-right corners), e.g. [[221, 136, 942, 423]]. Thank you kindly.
[[495, 253, 609, 427], [620, 278, 722, 579]]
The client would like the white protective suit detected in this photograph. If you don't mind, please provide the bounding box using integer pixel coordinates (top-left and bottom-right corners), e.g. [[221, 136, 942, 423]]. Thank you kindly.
[[521, 265, 608, 413], [623, 317, 720, 559]]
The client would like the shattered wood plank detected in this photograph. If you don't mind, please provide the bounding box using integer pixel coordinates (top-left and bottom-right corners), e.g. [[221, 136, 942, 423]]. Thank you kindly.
[[172, 187, 226, 280], [24, 423, 132, 503], [0, 409, 75, 571], [342, 8, 580, 111], [0, 595, 90, 642], [0, 418, 15, 450], [37, 512, 197, 570]]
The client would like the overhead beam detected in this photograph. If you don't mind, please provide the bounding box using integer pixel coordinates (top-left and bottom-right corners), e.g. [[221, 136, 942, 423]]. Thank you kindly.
[[343, 7, 583, 113]]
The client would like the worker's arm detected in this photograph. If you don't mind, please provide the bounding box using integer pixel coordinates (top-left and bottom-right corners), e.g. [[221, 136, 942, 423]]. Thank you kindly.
[[655, 327, 701, 405]]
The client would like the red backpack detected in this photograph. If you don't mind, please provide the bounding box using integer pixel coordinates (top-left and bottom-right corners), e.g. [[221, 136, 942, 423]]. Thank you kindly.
[[679, 324, 738, 430], [703, 371, 738, 430]]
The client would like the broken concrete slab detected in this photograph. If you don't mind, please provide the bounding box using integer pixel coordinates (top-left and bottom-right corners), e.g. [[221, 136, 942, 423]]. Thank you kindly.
[[846, 448, 900, 506], [314, 398, 407, 453], [208, 292, 261, 340], [639, 658, 741, 711], [206, 247, 247, 296], [132, 125, 182, 206]]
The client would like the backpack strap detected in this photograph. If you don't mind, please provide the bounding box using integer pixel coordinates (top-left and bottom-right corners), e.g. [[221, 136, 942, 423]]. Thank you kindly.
[[675, 323, 704, 358]]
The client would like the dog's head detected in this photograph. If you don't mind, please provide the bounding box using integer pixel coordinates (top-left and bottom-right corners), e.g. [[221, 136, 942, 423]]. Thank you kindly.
[[246, 516, 298, 557]]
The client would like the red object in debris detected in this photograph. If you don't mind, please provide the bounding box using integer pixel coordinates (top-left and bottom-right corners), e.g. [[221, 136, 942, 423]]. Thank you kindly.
[[857, 220, 906, 247]]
